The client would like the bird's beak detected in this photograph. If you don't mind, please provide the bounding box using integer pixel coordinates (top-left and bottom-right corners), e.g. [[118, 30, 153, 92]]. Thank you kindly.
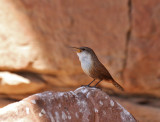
[[70, 47, 82, 53]]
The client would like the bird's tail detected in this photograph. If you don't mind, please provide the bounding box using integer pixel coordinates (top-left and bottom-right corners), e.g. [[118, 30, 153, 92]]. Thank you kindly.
[[112, 80, 124, 91]]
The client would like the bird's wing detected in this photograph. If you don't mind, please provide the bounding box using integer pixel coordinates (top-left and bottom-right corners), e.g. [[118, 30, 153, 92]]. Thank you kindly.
[[91, 61, 113, 80]]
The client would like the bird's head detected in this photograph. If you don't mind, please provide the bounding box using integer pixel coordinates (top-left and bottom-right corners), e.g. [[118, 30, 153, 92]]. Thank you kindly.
[[70, 47, 95, 62], [71, 47, 93, 53]]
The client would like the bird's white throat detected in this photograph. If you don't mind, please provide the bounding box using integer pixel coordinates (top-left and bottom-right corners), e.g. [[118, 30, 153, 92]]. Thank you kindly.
[[77, 51, 93, 75]]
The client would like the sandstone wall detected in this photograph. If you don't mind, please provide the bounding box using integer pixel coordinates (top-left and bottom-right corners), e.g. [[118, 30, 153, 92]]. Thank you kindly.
[[0, 0, 129, 93], [123, 0, 160, 97], [0, 0, 160, 96], [0, 0, 160, 121]]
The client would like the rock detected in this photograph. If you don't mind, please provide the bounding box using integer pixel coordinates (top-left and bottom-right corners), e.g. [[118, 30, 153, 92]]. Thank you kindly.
[[114, 97, 160, 122], [42, 74, 91, 87], [0, 72, 46, 94], [123, 0, 160, 96], [0, 87, 136, 122], [0, 0, 129, 85], [0, 97, 17, 108], [0, 0, 159, 104], [7, 94, 32, 100]]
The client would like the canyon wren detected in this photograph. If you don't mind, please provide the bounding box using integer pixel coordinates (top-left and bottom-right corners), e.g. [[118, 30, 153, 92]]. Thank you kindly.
[[72, 47, 124, 91]]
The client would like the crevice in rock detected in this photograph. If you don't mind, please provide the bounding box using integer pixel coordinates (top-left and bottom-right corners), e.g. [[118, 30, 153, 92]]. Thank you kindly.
[[12, 71, 48, 83], [122, 0, 132, 81]]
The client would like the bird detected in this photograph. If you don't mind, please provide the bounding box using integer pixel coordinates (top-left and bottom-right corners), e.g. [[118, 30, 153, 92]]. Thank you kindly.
[[71, 46, 124, 91]]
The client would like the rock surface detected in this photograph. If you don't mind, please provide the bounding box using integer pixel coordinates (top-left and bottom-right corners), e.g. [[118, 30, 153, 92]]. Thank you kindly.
[[0, 0, 128, 86], [0, 72, 46, 94], [114, 97, 160, 122], [123, 0, 160, 96], [0, 87, 136, 122], [0, 0, 159, 96], [0, 1, 159, 121], [0, 0, 159, 97], [0, 97, 17, 108]]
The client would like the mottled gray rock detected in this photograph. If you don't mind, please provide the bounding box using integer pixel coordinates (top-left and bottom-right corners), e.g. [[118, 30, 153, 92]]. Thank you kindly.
[[0, 87, 136, 122]]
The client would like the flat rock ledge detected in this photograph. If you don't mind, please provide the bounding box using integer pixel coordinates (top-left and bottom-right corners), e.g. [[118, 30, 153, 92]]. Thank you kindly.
[[0, 87, 137, 122]]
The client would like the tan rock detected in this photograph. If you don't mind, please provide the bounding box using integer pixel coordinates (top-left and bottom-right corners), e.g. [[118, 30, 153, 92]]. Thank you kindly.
[[114, 97, 160, 122], [42, 74, 91, 87], [7, 94, 31, 100], [123, 0, 160, 96], [0, 97, 17, 108], [0, 0, 129, 82], [0, 87, 136, 122], [1, 0, 159, 98], [0, 72, 46, 94]]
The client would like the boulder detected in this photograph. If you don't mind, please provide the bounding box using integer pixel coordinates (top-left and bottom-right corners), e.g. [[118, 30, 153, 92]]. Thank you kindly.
[[0, 87, 136, 122]]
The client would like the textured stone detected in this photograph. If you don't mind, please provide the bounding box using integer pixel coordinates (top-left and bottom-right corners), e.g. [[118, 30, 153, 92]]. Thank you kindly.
[[0, 72, 46, 94], [0, 0, 129, 84], [0, 97, 17, 108], [42, 74, 91, 87], [0, 87, 136, 122], [123, 0, 160, 96], [115, 97, 160, 122]]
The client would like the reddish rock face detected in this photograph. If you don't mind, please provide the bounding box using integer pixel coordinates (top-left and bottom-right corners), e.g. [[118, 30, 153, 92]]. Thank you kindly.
[[0, 87, 136, 122], [123, 0, 160, 96], [114, 97, 160, 122], [0, 0, 129, 85], [0, 72, 46, 94], [0, 2, 159, 122]]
